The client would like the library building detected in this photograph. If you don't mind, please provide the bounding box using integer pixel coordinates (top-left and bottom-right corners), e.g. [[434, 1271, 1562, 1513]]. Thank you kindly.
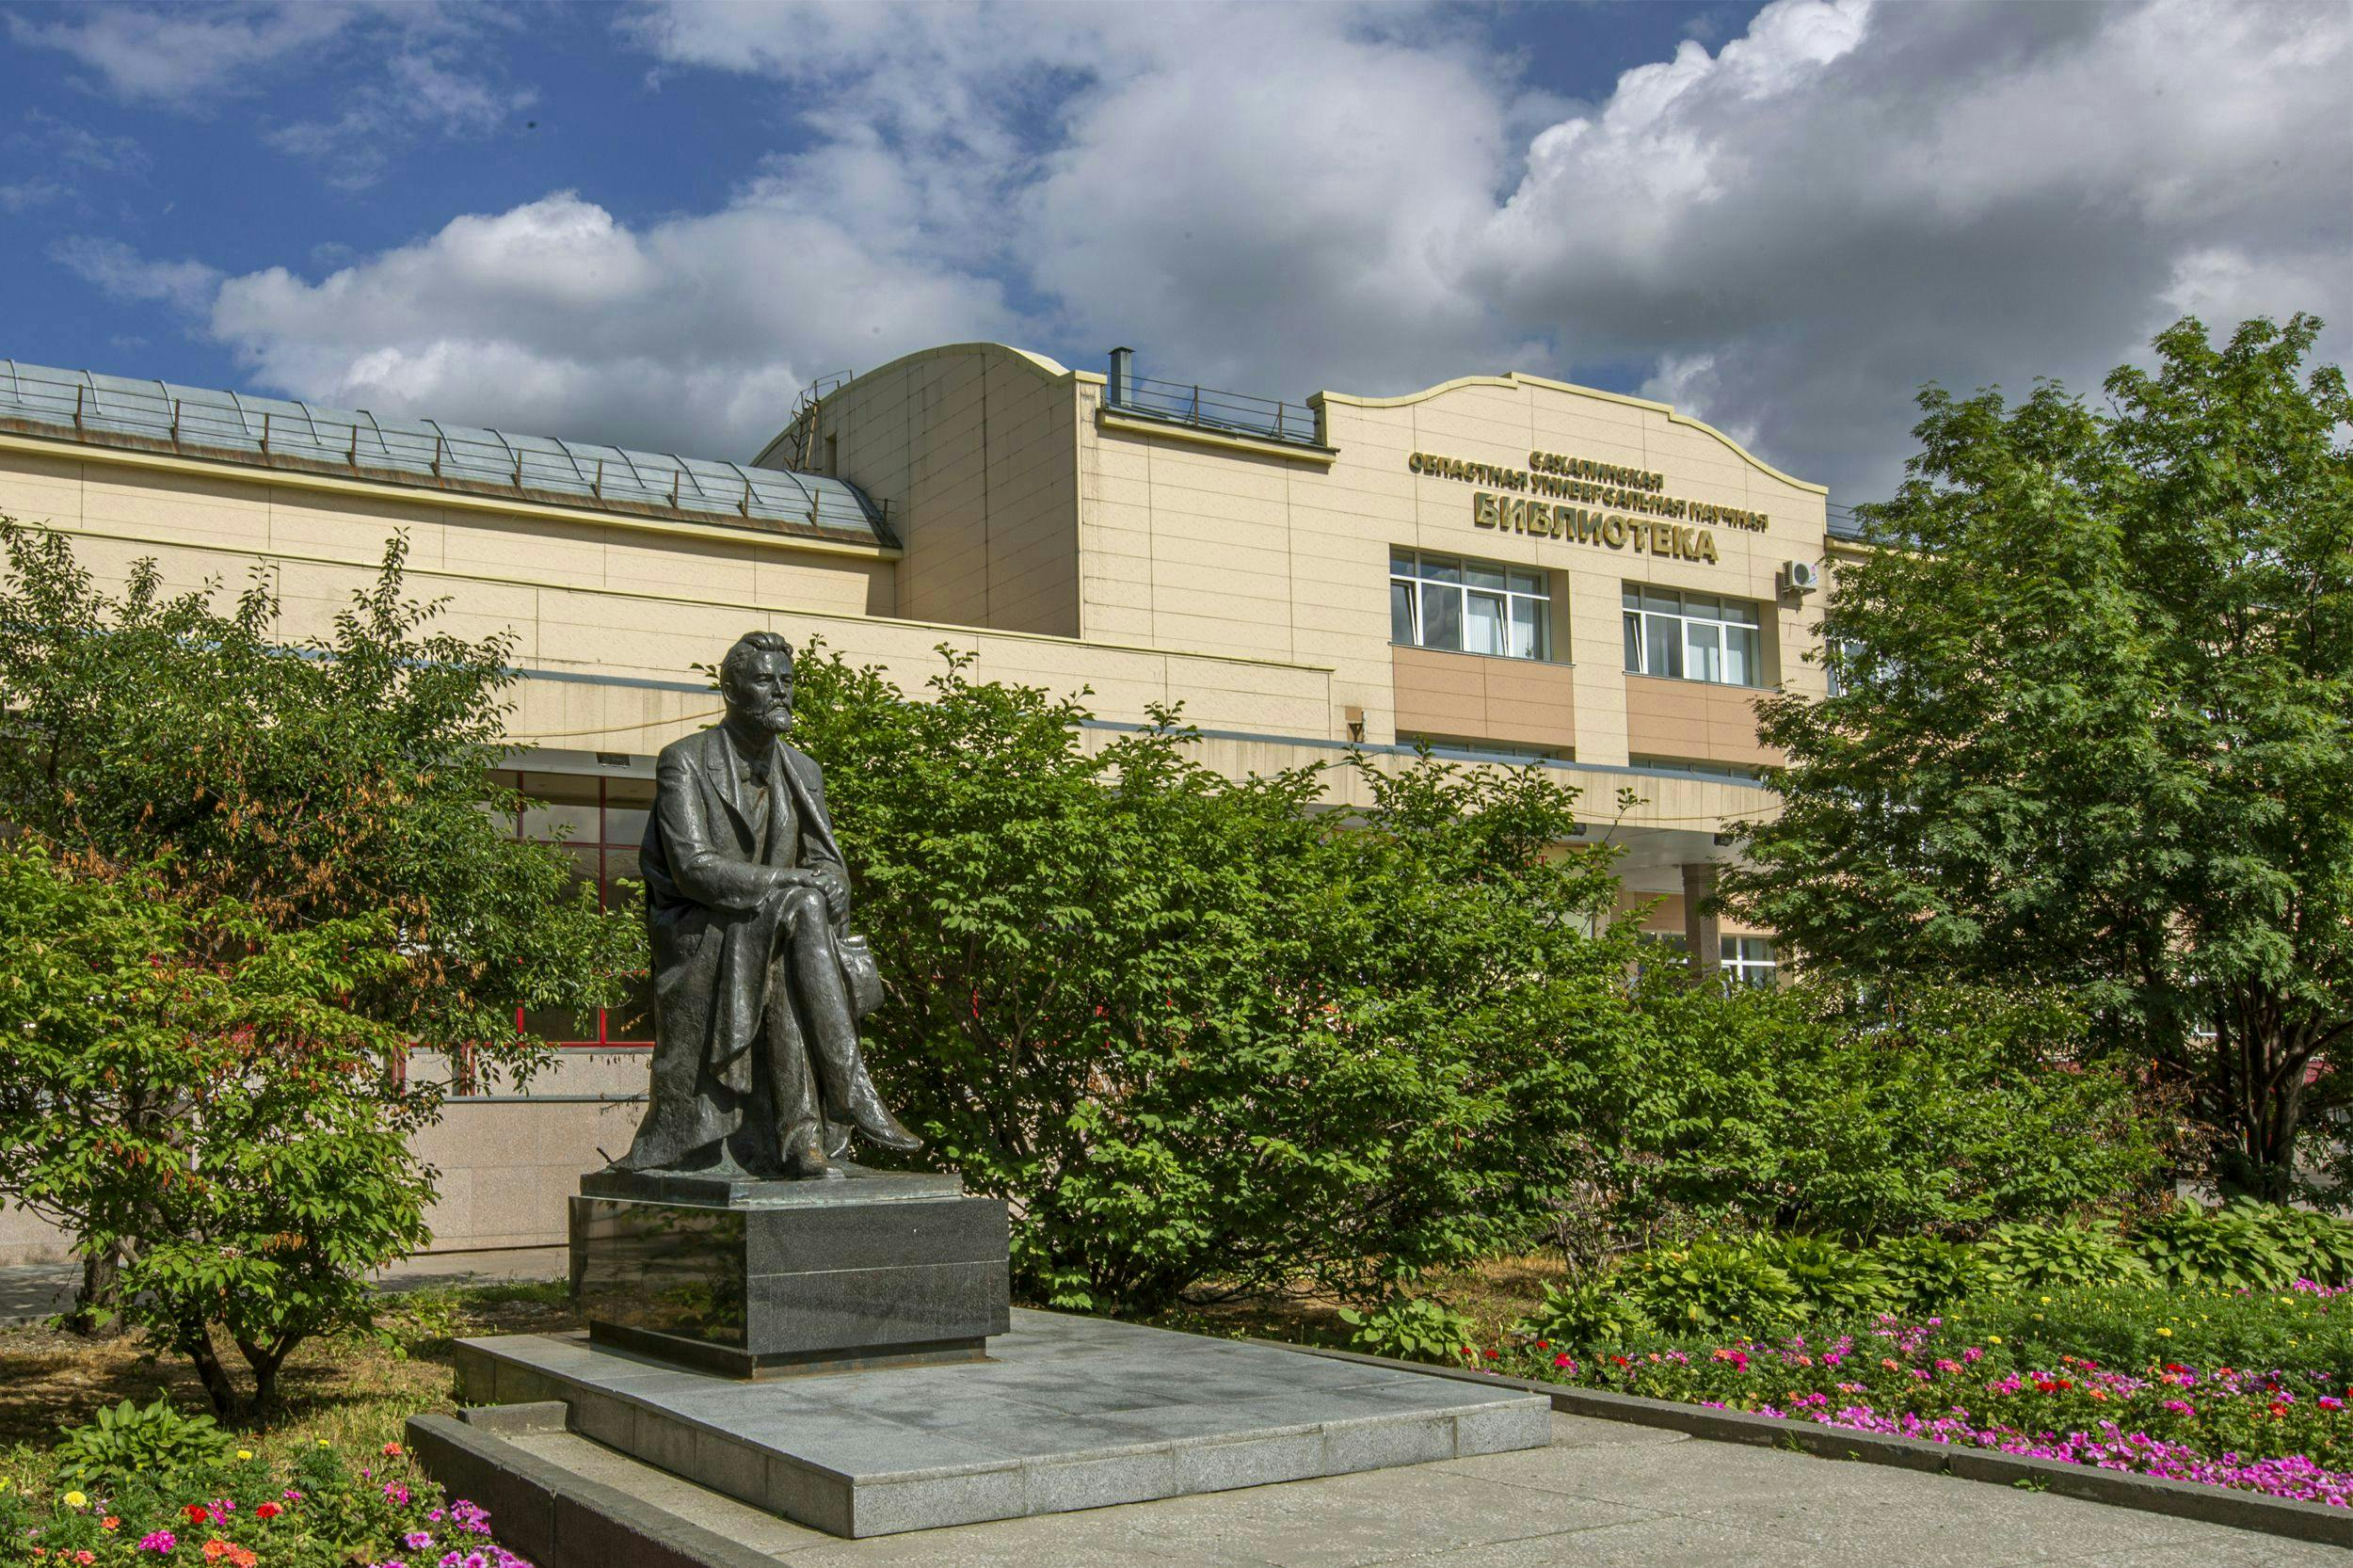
[[0, 341, 1855, 1265]]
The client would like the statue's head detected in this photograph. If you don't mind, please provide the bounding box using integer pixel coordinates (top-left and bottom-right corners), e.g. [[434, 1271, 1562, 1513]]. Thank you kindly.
[[719, 631, 795, 735]]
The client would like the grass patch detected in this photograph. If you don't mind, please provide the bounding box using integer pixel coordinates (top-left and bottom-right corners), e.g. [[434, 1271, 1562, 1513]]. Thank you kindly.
[[0, 1280, 578, 1475]]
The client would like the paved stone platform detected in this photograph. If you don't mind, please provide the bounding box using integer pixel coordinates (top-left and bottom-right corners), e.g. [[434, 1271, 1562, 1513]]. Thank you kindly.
[[447, 1409, 2347, 1567], [451, 1308, 1550, 1537]]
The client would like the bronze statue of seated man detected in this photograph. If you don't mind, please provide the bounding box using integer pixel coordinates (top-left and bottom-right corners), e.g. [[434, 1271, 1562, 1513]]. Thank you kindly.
[[612, 631, 920, 1180]]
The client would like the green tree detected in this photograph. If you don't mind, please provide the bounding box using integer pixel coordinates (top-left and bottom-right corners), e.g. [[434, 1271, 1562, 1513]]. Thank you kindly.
[[1609, 978, 2164, 1238], [0, 522, 641, 1322], [1725, 314, 2353, 1198], [787, 645, 1651, 1314], [0, 846, 430, 1417]]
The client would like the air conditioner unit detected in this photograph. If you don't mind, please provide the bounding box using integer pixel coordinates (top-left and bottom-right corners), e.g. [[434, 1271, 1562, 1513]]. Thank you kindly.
[[1782, 559, 1821, 595]]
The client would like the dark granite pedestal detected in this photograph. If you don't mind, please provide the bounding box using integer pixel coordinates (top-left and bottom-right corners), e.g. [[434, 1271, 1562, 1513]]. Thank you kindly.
[[568, 1166, 1010, 1380]]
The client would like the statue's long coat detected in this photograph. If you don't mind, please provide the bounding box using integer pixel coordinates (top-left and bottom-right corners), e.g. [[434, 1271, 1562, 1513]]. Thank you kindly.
[[616, 725, 869, 1171]]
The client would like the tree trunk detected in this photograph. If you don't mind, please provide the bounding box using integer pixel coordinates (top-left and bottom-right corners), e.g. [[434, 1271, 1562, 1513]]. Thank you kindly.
[[65, 1240, 125, 1339], [237, 1331, 300, 1422], [2213, 999, 2308, 1203], [182, 1324, 241, 1418]]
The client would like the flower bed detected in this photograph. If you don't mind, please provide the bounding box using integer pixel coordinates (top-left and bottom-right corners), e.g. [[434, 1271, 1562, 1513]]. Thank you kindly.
[[1474, 1282, 2353, 1506], [0, 1437, 530, 1567]]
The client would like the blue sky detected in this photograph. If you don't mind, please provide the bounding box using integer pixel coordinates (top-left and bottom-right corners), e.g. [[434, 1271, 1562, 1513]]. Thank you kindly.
[[2, 2, 2344, 501]]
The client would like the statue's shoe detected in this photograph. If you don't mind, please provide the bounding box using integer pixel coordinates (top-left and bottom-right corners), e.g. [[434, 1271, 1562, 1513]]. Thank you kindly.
[[847, 1096, 924, 1153], [781, 1133, 847, 1180]]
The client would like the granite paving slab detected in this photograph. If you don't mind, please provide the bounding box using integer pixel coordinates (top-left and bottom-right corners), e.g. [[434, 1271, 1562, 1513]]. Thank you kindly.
[[453, 1307, 1551, 1537], [456, 1414, 2353, 1568]]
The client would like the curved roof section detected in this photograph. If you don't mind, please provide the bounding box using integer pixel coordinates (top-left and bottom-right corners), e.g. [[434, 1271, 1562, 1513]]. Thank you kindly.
[[1318, 371, 1829, 497], [0, 360, 896, 551], [752, 342, 1095, 467]]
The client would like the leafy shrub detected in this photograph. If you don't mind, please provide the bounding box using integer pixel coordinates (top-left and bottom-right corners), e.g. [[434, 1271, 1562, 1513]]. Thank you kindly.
[[1513, 1276, 1651, 1347], [1605, 980, 2163, 1240], [2224, 1203, 2353, 1287], [0, 850, 433, 1416], [1337, 1296, 1480, 1364], [1625, 1239, 1800, 1333], [2133, 1203, 2300, 1290], [1981, 1221, 2153, 1288], [1749, 1234, 1898, 1316], [792, 648, 1649, 1314], [1869, 1236, 1993, 1310], [52, 1397, 229, 1486]]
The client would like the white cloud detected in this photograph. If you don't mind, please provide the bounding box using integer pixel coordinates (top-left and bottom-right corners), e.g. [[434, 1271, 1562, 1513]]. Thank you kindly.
[[16, 109, 150, 176], [268, 52, 537, 189], [12, 3, 532, 190], [50, 236, 222, 314], [99, 0, 2352, 495], [200, 190, 1015, 454], [1454, 0, 2352, 493], [0, 179, 67, 214], [8, 3, 358, 105]]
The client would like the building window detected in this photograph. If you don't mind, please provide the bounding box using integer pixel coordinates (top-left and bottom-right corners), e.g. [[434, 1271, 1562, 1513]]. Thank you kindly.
[[1392, 550, 1551, 660], [492, 770, 656, 1047], [1623, 585, 1762, 685], [1721, 936, 1778, 989], [1627, 755, 1764, 781]]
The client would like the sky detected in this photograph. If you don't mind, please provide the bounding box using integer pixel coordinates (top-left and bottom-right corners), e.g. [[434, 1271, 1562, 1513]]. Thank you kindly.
[[1, 0, 2345, 504]]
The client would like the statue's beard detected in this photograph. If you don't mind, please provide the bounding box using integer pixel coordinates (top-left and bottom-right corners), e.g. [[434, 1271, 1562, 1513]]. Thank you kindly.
[[745, 703, 793, 734]]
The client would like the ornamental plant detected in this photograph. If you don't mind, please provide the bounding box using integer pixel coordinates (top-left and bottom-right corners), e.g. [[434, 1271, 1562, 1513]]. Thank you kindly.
[[1482, 1286, 2353, 1506], [2, 1429, 533, 1565], [786, 645, 1649, 1314], [2134, 1203, 2302, 1291], [0, 522, 640, 1331], [0, 847, 431, 1416], [1981, 1220, 2153, 1290]]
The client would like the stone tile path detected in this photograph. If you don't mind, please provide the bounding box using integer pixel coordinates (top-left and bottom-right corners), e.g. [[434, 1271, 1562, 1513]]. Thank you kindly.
[[503, 1410, 2344, 1567]]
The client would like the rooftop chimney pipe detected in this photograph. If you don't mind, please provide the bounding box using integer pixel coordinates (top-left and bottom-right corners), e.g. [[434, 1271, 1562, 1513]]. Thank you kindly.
[[1108, 346, 1134, 408]]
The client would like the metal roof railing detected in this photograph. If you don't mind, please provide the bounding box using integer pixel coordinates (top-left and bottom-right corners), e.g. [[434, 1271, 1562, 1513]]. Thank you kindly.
[[0, 360, 896, 549], [1107, 370, 1325, 450]]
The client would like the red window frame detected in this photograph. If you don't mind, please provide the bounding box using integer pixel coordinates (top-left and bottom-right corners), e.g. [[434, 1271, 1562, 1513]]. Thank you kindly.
[[490, 769, 657, 1048]]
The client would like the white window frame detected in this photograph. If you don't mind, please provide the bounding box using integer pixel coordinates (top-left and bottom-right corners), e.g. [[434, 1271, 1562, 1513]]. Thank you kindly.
[[1392, 550, 1553, 661], [1623, 585, 1764, 686], [1721, 935, 1778, 989]]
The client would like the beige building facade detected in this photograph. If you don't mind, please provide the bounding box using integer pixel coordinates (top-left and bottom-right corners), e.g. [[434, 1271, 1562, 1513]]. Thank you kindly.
[[0, 344, 1843, 1266]]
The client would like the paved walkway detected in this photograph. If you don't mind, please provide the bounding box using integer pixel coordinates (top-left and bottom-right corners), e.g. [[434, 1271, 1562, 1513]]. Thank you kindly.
[[507, 1411, 2337, 1567], [0, 1247, 566, 1326]]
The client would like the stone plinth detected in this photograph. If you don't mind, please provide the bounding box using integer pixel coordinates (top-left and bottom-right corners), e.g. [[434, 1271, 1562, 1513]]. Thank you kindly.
[[568, 1166, 1010, 1379], [451, 1308, 1553, 1537]]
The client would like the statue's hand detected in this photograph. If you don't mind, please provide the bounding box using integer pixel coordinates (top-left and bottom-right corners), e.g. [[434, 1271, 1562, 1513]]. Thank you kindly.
[[812, 866, 850, 923], [767, 868, 849, 923]]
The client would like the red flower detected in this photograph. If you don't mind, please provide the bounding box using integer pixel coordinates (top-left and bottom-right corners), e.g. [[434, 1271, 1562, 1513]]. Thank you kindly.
[[1610, 1355, 1629, 1367], [253, 1503, 281, 1521], [1481, 1349, 1498, 1361], [185, 1506, 210, 1525], [382, 1442, 403, 1458]]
